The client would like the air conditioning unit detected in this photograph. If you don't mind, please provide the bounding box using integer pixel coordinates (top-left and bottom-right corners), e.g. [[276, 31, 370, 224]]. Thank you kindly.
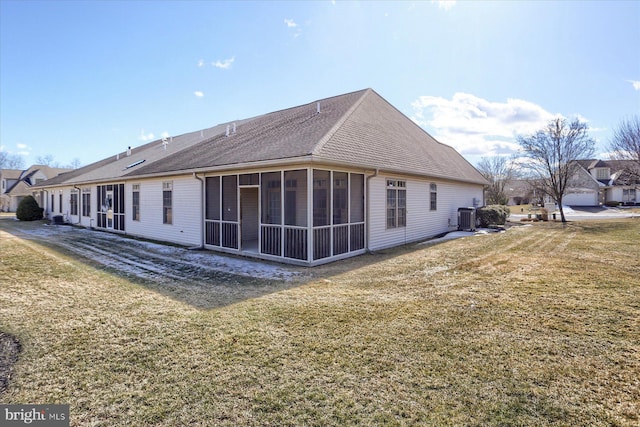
[[457, 207, 476, 231]]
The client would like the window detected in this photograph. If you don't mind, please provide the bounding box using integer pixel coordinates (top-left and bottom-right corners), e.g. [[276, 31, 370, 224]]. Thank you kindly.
[[623, 189, 636, 203], [132, 184, 140, 221], [59, 193, 63, 213], [82, 188, 91, 217], [596, 168, 610, 180], [70, 192, 78, 216], [51, 194, 54, 213], [430, 183, 437, 211], [162, 181, 172, 224], [386, 180, 406, 228]]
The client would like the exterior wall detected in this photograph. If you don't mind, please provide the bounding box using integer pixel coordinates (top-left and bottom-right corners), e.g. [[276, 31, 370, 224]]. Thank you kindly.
[[124, 176, 202, 246], [607, 186, 639, 204], [368, 174, 483, 251], [607, 187, 623, 203]]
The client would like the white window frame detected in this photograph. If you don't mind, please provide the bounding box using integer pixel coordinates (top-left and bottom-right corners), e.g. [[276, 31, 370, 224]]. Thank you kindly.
[[162, 181, 172, 224], [386, 179, 406, 229]]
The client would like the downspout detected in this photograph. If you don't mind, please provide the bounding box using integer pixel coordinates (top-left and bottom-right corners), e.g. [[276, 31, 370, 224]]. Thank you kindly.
[[365, 169, 379, 252], [192, 172, 205, 249], [73, 185, 82, 224]]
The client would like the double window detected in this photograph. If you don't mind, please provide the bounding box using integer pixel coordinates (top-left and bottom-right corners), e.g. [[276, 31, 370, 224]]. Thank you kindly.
[[386, 179, 406, 228]]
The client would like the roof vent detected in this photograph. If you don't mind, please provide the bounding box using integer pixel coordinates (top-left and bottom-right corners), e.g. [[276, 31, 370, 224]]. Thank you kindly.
[[317, 102, 321, 114], [127, 146, 132, 156], [226, 125, 230, 137], [232, 123, 236, 134]]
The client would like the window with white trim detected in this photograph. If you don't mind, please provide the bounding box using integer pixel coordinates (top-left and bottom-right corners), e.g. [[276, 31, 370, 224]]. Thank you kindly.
[[82, 188, 91, 217], [162, 181, 172, 224], [430, 183, 437, 211], [132, 184, 140, 221], [596, 168, 610, 180], [70, 191, 78, 216], [386, 179, 406, 228]]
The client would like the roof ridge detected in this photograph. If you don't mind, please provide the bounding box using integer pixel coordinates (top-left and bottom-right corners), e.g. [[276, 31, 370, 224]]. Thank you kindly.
[[311, 88, 371, 156]]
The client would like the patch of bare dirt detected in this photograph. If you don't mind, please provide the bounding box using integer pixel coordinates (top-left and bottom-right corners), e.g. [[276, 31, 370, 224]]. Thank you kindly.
[[0, 331, 21, 395]]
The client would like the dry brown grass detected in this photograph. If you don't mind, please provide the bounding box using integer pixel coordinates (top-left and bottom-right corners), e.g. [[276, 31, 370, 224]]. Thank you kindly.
[[0, 219, 638, 426]]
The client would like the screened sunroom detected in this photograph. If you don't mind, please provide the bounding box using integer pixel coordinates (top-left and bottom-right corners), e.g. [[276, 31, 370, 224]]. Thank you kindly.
[[204, 168, 365, 265]]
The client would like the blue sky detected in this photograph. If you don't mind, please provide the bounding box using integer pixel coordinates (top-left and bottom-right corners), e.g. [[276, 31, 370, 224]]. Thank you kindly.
[[1, 0, 639, 169]]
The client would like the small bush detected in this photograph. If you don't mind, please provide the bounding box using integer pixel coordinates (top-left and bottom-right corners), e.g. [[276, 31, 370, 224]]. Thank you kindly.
[[477, 205, 510, 227], [604, 201, 621, 207], [16, 195, 44, 221]]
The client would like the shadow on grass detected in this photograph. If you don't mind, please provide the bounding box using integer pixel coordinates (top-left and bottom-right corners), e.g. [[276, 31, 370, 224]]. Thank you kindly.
[[0, 217, 447, 310]]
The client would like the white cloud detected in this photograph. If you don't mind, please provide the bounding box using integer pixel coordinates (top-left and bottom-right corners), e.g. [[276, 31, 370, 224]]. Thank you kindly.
[[284, 18, 302, 38], [138, 130, 155, 142], [16, 143, 28, 149], [160, 131, 170, 139], [213, 57, 235, 69], [432, 0, 456, 11], [411, 93, 557, 157], [197, 59, 205, 68], [194, 91, 204, 98], [628, 80, 640, 91]]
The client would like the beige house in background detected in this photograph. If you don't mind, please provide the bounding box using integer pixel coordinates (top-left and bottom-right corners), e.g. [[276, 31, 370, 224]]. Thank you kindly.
[[1, 165, 71, 212]]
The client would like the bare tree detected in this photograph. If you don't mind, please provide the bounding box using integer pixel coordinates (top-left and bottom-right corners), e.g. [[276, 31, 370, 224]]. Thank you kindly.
[[36, 154, 60, 168], [609, 115, 640, 180], [476, 156, 518, 205], [0, 151, 26, 169], [66, 158, 82, 169], [518, 117, 595, 223]]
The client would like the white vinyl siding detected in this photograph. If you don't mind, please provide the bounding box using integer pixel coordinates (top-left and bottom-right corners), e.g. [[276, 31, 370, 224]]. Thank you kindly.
[[369, 175, 483, 251], [125, 177, 201, 246]]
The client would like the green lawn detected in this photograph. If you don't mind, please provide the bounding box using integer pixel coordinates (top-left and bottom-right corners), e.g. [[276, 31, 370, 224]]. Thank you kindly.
[[1, 219, 638, 426]]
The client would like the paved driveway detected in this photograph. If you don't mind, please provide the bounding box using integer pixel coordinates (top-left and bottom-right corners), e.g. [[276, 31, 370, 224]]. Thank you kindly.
[[510, 206, 640, 221]]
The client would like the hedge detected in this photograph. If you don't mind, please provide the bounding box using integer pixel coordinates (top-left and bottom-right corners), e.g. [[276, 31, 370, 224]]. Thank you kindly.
[[477, 205, 510, 227]]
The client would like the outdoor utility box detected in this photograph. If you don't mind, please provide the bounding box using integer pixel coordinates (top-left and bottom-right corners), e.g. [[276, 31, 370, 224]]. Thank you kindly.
[[457, 207, 476, 232], [52, 215, 64, 225]]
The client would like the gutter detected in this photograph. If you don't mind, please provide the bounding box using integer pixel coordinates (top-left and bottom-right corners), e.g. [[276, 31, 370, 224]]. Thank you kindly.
[[192, 172, 205, 249], [365, 168, 379, 252]]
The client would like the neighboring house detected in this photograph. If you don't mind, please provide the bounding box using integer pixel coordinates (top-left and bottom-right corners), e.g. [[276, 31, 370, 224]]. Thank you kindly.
[[568, 160, 639, 206], [505, 179, 537, 206], [0, 165, 71, 212], [35, 89, 487, 266], [505, 159, 640, 207]]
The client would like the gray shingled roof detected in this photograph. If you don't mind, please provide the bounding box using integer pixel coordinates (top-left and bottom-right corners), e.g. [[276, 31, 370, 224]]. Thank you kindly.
[[37, 89, 487, 187]]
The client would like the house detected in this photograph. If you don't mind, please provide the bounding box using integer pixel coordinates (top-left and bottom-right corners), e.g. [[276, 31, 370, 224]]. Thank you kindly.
[[505, 159, 639, 207], [566, 160, 639, 206], [35, 89, 487, 265], [1, 165, 71, 212]]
